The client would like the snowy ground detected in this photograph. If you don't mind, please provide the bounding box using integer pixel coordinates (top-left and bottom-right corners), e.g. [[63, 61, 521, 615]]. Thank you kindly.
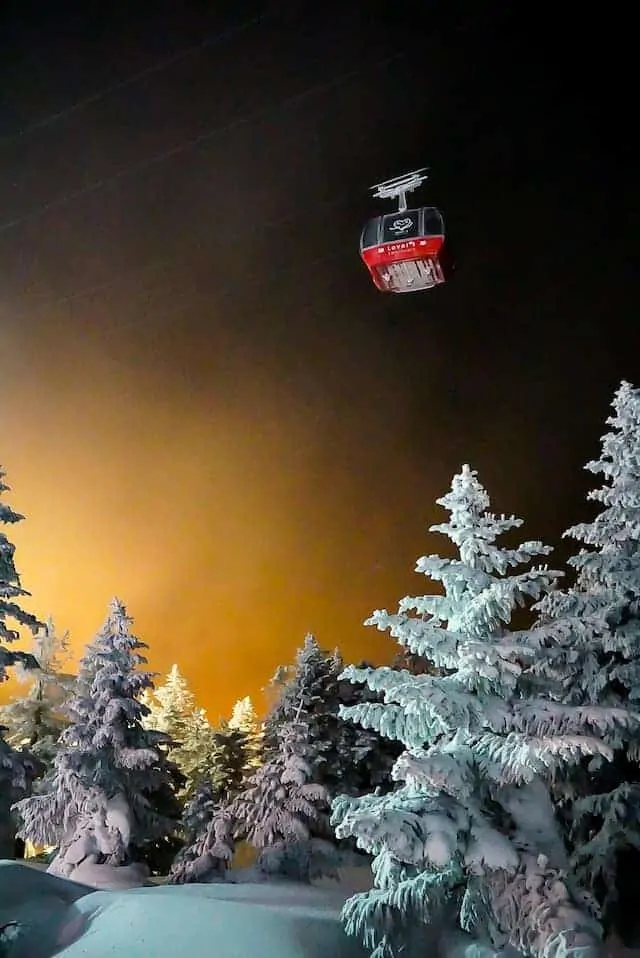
[[0, 860, 378, 958], [12, 860, 621, 958]]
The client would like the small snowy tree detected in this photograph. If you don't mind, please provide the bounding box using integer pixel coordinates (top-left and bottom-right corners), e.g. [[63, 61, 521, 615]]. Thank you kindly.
[[0, 467, 41, 856], [533, 381, 640, 927], [208, 721, 247, 800], [141, 664, 212, 796], [0, 618, 75, 772], [265, 635, 398, 797], [331, 465, 632, 958], [263, 636, 336, 779], [263, 635, 338, 742], [13, 598, 182, 878], [228, 695, 263, 771], [231, 714, 337, 882], [168, 782, 235, 884]]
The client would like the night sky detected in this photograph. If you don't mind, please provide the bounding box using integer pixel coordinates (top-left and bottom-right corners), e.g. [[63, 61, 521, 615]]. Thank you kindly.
[[1, 3, 636, 719]]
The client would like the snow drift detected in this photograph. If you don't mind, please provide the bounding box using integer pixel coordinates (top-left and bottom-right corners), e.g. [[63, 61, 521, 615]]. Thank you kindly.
[[0, 860, 376, 958]]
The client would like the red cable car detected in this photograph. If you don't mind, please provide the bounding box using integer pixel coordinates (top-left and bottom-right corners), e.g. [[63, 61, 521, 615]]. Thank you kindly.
[[360, 168, 447, 293]]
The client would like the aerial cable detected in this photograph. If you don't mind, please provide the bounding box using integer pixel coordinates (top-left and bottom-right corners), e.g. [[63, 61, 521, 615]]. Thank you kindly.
[[9, 192, 351, 322], [0, 48, 406, 236], [0, 9, 275, 146]]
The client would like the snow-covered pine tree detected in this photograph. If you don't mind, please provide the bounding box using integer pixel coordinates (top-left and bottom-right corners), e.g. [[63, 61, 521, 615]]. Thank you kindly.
[[331, 465, 633, 958], [167, 781, 235, 884], [0, 618, 75, 773], [208, 721, 247, 800], [262, 635, 336, 768], [142, 664, 198, 734], [533, 381, 640, 928], [0, 467, 41, 683], [0, 467, 42, 857], [13, 598, 182, 878], [263, 635, 337, 745], [141, 664, 212, 797], [264, 635, 398, 798], [228, 696, 263, 771], [166, 720, 249, 883], [231, 713, 337, 883]]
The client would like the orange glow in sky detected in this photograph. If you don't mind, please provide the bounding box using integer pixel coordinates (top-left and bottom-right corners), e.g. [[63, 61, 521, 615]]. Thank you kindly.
[[2, 313, 429, 721]]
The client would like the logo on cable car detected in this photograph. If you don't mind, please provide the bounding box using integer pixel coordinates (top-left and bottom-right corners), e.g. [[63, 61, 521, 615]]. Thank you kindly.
[[388, 217, 414, 234], [379, 240, 417, 252]]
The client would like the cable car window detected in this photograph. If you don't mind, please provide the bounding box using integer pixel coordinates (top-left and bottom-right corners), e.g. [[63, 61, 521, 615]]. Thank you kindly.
[[360, 218, 380, 249], [381, 210, 421, 243], [422, 208, 444, 237]]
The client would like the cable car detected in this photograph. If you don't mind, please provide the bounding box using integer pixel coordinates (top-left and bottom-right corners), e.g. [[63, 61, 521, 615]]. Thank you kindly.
[[360, 168, 447, 293]]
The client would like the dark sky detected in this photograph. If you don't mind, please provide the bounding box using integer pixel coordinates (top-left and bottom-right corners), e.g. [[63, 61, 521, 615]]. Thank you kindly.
[[1, 2, 636, 718]]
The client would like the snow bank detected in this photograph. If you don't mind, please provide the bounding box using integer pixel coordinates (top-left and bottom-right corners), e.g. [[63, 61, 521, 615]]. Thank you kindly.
[[0, 861, 91, 924], [0, 861, 371, 958]]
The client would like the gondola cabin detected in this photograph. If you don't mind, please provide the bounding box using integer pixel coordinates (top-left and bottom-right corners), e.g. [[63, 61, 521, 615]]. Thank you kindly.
[[360, 169, 447, 293]]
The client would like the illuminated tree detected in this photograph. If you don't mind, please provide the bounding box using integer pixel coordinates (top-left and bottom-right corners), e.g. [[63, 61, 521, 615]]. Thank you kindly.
[[142, 664, 212, 796], [331, 465, 630, 958], [14, 598, 181, 878], [0, 467, 41, 857], [533, 381, 640, 927], [228, 695, 263, 771], [0, 618, 75, 773]]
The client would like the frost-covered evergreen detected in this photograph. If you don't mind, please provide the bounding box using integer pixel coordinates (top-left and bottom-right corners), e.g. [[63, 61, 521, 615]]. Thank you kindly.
[[207, 721, 248, 800], [331, 465, 632, 958], [263, 636, 334, 740], [141, 664, 212, 796], [0, 468, 41, 683], [228, 695, 263, 771], [13, 598, 181, 877], [232, 715, 337, 882], [263, 635, 336, 778], [265, 635, 398, 797], [166, 723, 249, 884], [168, 782, 235, 884], [533, 381, 640, 926], [0, 467, 41, 856], [0, 618, 74, 772]]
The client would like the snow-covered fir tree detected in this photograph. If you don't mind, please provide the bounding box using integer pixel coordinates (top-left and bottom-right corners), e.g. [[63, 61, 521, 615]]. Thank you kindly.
[[13, 598, 182, 877], [263, 635, 336, 769], [0, 467, 41, 856], [231, 713, 337, 882], [0, 467, 41, 682], [167, 723, 253, 884], [142, 663, 201, 734], [228, 695, 263, 771], [208, 721, 248, 800], [168, 781, 235, 884], [0, 618, 75, 772], [265, 635, 398, 797], [532, 381, 640, 928], [331, 464, 635, 958], [263, 635, 338, 745], [141, 663, 212, 796]]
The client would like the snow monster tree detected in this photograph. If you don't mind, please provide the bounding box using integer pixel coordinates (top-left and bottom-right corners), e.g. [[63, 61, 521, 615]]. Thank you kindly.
[[332, 465, 637, 958]]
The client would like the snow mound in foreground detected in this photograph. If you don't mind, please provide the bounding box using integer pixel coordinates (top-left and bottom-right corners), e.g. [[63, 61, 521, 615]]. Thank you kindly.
[[0, 861, 371, 958]]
